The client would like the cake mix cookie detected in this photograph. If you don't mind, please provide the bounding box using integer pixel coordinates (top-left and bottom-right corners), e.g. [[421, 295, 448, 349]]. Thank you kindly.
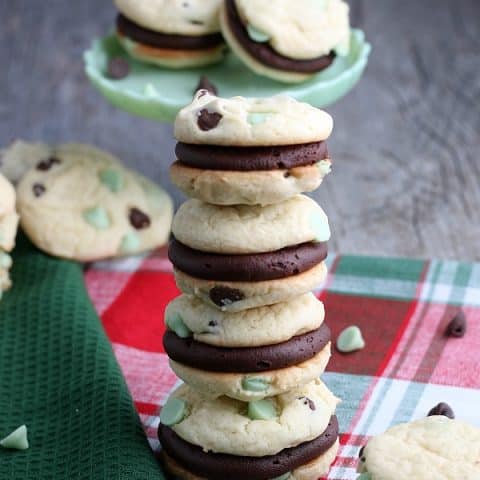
[[220, 0, 350, 83], [172, 91, 333, 205], [358, 416, 480, 479], [158, 380, 339, 479], [0, 173, 19, 296], [172, 195, 330, 254], [114, 0, 225, 68], [168, 339, 331, 401], [16, 143, 173, 261], [165, 292, 324, 348]]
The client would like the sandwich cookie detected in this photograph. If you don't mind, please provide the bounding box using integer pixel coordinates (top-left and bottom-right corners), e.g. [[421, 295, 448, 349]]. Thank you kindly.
[[172, 92, 333, 205], [171, 195, 330, 311], [16, 143, 173, 261], [165, 292, 325, 348], [114, 0, 226, 68], [0, 173, 18, 296], [219, 0, 350, 83], [158, 380, 340, 480], [164, 292, 330, 401], [358, 416, 480, 479]]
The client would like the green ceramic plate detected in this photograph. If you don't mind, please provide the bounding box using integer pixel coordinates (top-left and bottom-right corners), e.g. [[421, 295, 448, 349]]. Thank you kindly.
[[84, 30, 371, 124]]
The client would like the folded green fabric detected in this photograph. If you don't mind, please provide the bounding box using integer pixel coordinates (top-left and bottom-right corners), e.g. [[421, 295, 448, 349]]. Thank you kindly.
[[0, 234, 164, 479]]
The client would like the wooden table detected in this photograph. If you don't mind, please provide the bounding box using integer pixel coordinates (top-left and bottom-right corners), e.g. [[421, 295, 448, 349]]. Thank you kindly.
[[1, 0, 479, 259]]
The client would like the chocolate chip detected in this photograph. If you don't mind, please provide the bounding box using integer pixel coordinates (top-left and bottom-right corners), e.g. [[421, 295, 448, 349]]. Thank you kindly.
[[208, 320, 217, 327], [37, 157, 60, 171], [107, 57, 130, 79], [427, 402, 455, 419], [284, 171, 291, 178], [299, 396, 316, 411], [190, 19, 204, 25], [197, 109, 222, 131], [32, 183, 46, 197], [445, 310, 467, 337], [194, 76, 218, 96], [358, 445, 365, 459], [129, 207, 151, 230], [209, 286, 244, 306]]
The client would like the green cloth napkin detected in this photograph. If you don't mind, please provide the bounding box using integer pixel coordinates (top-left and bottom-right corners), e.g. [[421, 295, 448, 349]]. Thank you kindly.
[[0, 234, 164, 479]]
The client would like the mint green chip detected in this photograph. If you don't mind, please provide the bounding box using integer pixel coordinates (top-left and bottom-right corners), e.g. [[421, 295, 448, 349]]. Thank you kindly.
[[83, 206, 111, 230], [166, 312, 192, 339], [248, 399, 277, 420], [246, 24, 270, 43], [160, 398, 187, 426], [357, 473, 372, 480], [272, 473, 291, 480], [0, 251, 12, 269], [247, 113, 270, 125], [310, 210, 331, 242], [317, 159, 332, 176], [242, 377, 270, 392], [337, 325, 365, 353], [119, 232, 140, 253], [99, 168, 124, 193], [0, 425, 29, 450]]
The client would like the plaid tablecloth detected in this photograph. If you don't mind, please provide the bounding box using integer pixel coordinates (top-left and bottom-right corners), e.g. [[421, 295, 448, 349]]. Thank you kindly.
[[85, 250, 480, 480]]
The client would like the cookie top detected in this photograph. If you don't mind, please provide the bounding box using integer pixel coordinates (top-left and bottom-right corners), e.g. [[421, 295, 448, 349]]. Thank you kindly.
[[166, 378, 339, 457], [172, 194, 330, 254], [114, 0, 222, 35], [0, 172, 16, 217], [165, 292, 324, 348], [174, 91, 333, 146], [361, 416, 480, 480], [235, 0, 350, 60], [16, 143, 173, 261], [0, 140, 120, 184]]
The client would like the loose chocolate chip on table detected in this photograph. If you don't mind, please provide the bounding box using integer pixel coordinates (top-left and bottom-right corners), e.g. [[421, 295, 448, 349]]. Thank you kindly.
[[37, 157, 61, 171], [197, 109, 222, 131], [358, 445, 365, 460], [129, 207, 151, 229], [427, 402, 455, 419], [107, 56, 130, 79], [445, 310, 467, 337], [195, 76, 218, 96], [299, 397, 316, 411], [209, 286, 244, 306], [32, 183, 46, 197]]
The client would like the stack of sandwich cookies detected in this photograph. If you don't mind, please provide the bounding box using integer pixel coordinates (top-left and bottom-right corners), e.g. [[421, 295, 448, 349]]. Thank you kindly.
[[220, 0, 351, 83], [160, 92, 339, 479], [114, 0, 226, 68], [0, 173, 19, 297]]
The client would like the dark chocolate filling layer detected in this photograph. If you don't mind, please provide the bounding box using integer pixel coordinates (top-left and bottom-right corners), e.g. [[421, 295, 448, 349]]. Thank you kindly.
[[175, 141, 329, 171], [169, 238, 328, 282], [225, 0, 335, 73], [163, 322, 330, 373], [116, 14, 224, 50], [159, 416, 339, 480]]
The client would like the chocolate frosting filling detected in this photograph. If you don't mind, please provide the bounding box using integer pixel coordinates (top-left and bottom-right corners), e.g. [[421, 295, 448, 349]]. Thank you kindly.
[[116, 14, 224, 50], [159, 416, 339, 480], [169, 238, 328, 282], [225, 0, 335, 73], [163, 323, 330, 373], [175, 141, 329, 171]]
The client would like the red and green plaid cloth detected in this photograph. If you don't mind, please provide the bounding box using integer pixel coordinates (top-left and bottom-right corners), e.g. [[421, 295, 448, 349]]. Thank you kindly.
[[85, 250, 480, 480]]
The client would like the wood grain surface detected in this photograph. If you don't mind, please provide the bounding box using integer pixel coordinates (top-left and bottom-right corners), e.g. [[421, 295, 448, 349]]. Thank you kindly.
[[1, 0, 479, 259]]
